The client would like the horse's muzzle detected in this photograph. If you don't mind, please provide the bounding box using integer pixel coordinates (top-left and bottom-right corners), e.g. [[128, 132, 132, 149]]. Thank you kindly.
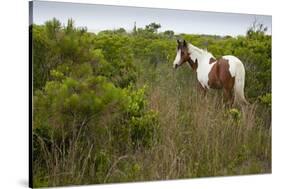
[[174, 64, 178, 69]]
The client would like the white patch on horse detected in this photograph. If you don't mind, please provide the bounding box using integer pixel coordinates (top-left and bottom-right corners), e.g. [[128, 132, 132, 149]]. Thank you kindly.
[[173, 49, 181, 68], [188, 44, 216, 89]]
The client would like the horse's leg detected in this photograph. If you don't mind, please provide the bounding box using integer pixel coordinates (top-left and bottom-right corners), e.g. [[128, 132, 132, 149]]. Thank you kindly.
[[230, 91, 234, 106], [223, 88, 234, 107], [197, 82, 206, 97]]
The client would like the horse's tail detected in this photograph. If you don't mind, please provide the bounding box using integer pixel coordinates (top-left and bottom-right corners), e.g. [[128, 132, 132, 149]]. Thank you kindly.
[[234, 62, 249, 105]]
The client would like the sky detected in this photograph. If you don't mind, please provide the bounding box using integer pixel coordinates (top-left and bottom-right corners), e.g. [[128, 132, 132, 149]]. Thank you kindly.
[[32, 1, 272, 36]]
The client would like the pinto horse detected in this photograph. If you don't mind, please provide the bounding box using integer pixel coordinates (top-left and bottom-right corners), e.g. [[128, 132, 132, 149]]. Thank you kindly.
[[173, 39, 248, 105]]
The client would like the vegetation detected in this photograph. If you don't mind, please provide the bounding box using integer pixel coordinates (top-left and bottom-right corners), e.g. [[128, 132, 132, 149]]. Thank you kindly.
[[32, 18, 271, 187]]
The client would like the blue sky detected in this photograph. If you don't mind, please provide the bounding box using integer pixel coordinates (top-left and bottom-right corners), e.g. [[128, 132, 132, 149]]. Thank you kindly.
[[32, 1, 272, 36]]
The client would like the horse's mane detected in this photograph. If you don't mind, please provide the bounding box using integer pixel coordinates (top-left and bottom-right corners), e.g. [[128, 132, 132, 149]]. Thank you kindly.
[[188, 43, 214, 57]]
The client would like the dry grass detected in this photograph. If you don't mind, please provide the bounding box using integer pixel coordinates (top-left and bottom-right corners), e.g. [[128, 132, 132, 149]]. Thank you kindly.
[[33, 62, 271, 187], [133, 62, 271, 180]]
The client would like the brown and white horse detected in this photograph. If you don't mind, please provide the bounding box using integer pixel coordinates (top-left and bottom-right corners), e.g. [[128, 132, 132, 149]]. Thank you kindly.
[[173, 39, 248, 105]]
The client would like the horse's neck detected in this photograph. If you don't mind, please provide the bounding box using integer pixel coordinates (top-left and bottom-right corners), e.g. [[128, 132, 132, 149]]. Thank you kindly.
[[188, 44, 214, 68]]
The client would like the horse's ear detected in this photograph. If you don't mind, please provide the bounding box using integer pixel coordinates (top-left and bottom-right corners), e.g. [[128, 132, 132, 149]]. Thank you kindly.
[[183, 40, 187, 47]]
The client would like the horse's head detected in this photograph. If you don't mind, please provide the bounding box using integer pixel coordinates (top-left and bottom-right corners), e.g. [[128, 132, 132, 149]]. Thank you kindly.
[[173, 39, 190, 69]]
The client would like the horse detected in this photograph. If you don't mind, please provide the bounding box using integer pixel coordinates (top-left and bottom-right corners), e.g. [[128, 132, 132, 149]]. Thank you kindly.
[[173, 39, 248, 106]]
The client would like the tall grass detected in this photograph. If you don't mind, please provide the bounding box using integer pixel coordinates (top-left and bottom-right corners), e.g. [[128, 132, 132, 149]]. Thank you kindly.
[[134, 62, 271, 179], [33, 61, 271, 187]]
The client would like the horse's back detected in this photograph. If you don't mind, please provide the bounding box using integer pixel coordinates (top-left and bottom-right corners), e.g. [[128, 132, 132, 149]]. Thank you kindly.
[[222, 55, 244, 77]]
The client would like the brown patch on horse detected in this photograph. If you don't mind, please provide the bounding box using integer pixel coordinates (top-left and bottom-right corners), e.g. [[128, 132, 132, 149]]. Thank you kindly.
[[209, 57, 216, 64], [208, 58, 235, 91], [187, 58, 198, 71]]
